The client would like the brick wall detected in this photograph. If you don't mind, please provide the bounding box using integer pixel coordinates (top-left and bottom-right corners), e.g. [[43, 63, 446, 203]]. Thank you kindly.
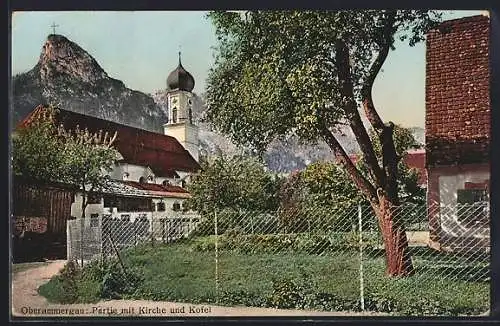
[[425, 15, 490, 167]]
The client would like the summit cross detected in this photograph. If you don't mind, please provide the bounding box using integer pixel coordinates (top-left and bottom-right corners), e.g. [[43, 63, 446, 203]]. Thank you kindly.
[[50, 22, 59, 34]]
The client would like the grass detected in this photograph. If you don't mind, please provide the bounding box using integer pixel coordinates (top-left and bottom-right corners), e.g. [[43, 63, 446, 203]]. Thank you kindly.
[[38, 237, 490, 315], [12, 261, 49, 274], [123, 243, 489, 314]]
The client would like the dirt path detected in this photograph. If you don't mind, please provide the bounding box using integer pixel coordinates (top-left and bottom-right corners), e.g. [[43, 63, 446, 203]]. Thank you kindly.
[[11, 260, 389, 318]]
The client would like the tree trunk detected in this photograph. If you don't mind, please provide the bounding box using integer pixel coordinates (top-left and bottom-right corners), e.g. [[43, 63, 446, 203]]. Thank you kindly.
[[81, 192, 87, 219], [80, 190, 87, 267], [375, 195, 414, 276]]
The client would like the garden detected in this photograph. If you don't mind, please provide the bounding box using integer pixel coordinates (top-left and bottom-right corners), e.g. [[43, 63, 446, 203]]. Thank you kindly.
[[39, 232, 490, 316]]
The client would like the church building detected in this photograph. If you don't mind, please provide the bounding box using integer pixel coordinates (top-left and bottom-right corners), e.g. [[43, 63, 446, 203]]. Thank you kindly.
[[17, 54, 201, 229]]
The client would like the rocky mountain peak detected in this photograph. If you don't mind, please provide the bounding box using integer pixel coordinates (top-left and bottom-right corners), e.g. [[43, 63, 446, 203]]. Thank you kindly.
[[38, 34, 108, 84], [13, 34, 164, 131]]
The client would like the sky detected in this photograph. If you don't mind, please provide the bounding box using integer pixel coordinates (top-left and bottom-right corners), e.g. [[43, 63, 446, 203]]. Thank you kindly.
[[11, 10, 486, 128]]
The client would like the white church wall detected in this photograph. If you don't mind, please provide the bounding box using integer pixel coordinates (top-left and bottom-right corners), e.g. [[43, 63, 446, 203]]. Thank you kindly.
[[112, 163, 152, 183], [156, 176, 180, 186], [110, 163, 186, 186]]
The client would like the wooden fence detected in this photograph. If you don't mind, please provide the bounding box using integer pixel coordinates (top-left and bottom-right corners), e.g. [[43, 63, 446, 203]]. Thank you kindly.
[[12, 179, 75, 261]]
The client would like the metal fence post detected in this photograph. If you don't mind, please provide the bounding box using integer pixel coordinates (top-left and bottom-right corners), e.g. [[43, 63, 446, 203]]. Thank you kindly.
[[99, 215, 103, 265], [66, 219, 71, 261], [214, 209, 219, 304], [358, 203, 365, 311], [162, 219, 166, 244], [151, 212, 155, 247], [80, 217, 84, 268]]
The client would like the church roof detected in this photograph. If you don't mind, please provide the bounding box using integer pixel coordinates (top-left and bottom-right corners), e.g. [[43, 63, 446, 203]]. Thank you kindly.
[[100, 180, 190, 199], [166, 52, 195, 92], [18, 105, 200, 175]]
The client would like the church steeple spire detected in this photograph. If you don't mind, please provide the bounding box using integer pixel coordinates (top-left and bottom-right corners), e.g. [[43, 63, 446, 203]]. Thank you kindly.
[[166, 49, 195, 92]]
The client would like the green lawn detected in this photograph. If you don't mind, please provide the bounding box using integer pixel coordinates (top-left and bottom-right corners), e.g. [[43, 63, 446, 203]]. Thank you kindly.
[[38, 238, 490, 315], [121, 241, 490, 314]]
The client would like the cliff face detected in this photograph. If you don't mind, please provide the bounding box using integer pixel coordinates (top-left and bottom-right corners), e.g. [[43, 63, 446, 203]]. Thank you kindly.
[[12, 34, 166, 131]]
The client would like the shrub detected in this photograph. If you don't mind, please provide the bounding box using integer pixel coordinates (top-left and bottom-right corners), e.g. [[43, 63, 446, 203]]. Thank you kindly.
[[38, 276, 71, 303], [219, 289, 268, 307], [267, 276, 361, 312], [38, 260, 81, 304], [76, 278, 102, 303], [38, 258, 145, 304], [363, 292, 397, 313], [268, 277, 308, 309], [190, 232, 382, 255], [99, 261, 144, 299], [58, 260, 81, 303]]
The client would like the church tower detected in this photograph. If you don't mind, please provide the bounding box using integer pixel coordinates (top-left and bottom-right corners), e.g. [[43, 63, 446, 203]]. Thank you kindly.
[[163, 52, 199, 162]]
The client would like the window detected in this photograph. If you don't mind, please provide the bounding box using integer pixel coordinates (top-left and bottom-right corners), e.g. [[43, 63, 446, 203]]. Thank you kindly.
[[147, 175, 154, 183], [90, 214, 99, 227], [109, 196, 153, 212], [172, 202, 181, 211], [457, 189, 489, 226], [188, 108, 193, 124], [172, 107, 178, 123], [157, 201, 166, 212], [123, 172, 129, 181], [139, 177, 146, 184], [162, 180, 170, 187], [87, 194, 101, 204], [103, 196, 118, 208]]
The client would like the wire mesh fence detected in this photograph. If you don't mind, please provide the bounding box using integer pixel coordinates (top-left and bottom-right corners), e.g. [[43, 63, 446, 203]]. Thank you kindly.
[[66, 201, 490, 316], [67, 212, 202, 264]]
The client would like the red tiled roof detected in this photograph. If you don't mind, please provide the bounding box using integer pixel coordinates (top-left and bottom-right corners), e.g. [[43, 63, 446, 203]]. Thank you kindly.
[[123, 180, 188, 194], [425, 15, 490, 167], [121, 180, 190, 199], [18, 105, 200, 175]]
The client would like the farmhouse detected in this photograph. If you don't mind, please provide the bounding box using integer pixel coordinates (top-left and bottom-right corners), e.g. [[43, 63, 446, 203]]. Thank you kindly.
[[425, 15, 490, 251], [14, 54, 201, 259]]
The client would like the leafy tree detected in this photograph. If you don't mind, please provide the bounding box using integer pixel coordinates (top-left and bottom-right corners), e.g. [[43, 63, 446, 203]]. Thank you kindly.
[[186, 154, 283, 215], [282, 125, 425, 232], [12, 106, 120, 219], [205, 10, 441, 276], [56, 124, 120, 218], [300, 161, 365, 210], [12, 114, 66, 182]]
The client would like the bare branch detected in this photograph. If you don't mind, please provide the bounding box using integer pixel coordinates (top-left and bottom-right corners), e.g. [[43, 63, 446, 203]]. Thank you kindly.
[[334, 39, 385, 187], [317, 117, 378, 204], [361, 11, 396, 131], [108, 131, 118, 147]]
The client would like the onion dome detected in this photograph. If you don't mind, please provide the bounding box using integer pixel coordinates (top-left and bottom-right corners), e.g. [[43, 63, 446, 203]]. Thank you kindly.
[[166, 52, 195, 92]]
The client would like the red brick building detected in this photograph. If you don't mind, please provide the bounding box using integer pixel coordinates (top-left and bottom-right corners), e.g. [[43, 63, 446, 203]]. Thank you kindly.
[[425, 15, 490, 251]]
